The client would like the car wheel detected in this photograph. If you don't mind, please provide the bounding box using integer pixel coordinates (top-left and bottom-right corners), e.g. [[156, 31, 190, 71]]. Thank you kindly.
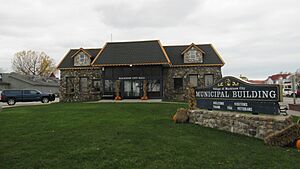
[[42, 97, 49, 103], [7, 98, 16, 105]]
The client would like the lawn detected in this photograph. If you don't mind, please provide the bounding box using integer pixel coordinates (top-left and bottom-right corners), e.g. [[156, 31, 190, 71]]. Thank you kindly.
[[0, 103, 299, 169]]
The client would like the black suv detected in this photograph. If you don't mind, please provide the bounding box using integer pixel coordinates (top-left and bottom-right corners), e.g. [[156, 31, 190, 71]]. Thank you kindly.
[[1, 89, 55, 105]]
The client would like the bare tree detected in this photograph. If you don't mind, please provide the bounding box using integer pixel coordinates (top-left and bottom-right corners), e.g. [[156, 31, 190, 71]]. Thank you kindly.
[[12, 50, 56, 77]]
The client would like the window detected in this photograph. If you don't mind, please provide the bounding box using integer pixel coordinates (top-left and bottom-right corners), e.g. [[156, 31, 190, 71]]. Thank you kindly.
[[74, 52, 90, 66], [190, 50, 197, 59], [148, 80, 160, 92], [79, 54, 85, 62], [92, 79, 101, 92], [66, 77, 75, 93], [104, 80, 114, 92], [204, 74, 214, 86], [80, 77, 88, 93], [189, 75, 198, 87], [174, 78, 183, 90]]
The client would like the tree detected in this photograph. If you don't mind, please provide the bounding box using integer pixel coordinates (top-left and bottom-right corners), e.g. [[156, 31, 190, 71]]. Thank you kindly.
[[12, 50, 56, 77]]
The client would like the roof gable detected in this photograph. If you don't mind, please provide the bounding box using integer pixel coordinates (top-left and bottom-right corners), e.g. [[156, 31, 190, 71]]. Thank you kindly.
[[57, 48, 101, 69], [181, 43, 205, 55], [163, 44, 224, 66], [92, 40, 170, 66]]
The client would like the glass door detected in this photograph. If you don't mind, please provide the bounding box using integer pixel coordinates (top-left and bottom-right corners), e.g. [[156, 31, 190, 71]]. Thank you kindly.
[[123, 80, 142, 98]]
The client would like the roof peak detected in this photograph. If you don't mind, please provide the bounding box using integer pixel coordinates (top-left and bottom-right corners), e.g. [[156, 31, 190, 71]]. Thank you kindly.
[[107, 39, 159, 44], [163, 44, 211, 47]]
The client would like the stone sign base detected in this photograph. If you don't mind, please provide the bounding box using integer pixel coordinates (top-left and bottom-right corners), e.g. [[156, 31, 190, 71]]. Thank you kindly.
[[188, 109, 293, 139]]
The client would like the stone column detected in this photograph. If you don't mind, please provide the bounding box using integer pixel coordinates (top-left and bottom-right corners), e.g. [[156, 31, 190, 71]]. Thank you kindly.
[[188, 83, 196, 110]]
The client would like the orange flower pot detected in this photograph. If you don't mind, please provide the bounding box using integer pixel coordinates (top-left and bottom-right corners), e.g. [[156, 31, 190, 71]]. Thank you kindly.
[[114, 96, 122, 100], [296, 139, 300, 150]]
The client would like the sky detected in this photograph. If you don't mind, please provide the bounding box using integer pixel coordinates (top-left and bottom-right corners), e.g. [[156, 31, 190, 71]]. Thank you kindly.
[[0, 0, 299, 79]]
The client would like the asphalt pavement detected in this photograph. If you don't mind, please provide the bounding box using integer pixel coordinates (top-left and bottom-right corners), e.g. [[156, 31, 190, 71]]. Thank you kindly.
[[0, 98, 59, 109], [281, 97, 300, 116]]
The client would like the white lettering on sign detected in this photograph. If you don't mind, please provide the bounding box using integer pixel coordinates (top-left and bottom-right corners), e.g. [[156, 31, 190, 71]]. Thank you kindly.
[[237, 107, 253, 112], [234, 102, 248, 106], [227, 106, 233, 110], [196, 90, 277, 99], [213, 105, 220, 109], [213, 101, 224, 105], [119, 77, 146, 80]]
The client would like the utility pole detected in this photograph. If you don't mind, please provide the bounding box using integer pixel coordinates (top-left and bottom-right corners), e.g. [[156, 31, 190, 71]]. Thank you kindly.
[[110, 33, 113, 42], [292, 74, 296, 104]]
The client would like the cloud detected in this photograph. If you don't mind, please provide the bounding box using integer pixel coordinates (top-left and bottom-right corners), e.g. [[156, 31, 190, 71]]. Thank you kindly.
[[95, 0, 201, 29], [0, 0, 299, 79]]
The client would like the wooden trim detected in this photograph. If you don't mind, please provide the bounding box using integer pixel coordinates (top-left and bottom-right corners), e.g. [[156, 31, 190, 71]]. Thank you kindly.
[[209, 44, 225, 65], [70, 48, 93, 58], [91, 43, 108, 65], [181, 43, 205, 55], [56, 49, 72, 69], [170, 64, 224, 67], [157, 40, 171, 64], [93, 62, 170, 67], [59, 67, 101, 70]]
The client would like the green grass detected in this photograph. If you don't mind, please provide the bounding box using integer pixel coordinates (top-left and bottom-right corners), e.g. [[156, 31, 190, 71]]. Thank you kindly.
[[0, 103, 299, 169], [292, 116, 300, 123]]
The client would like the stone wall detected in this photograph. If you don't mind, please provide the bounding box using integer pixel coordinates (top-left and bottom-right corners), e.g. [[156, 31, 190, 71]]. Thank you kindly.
[[163, 66, 222, 101], [60, 68, 102, 102], [188, 109, 293, 139], [184, 47, 203, 63]]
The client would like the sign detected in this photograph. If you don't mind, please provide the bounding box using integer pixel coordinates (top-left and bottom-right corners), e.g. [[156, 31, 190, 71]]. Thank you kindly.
[[195, 76, 282, 115], [118, 76, 146, 80]]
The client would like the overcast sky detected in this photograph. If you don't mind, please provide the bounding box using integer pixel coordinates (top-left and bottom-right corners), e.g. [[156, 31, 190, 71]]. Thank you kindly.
[[0, 0, 299, 79]]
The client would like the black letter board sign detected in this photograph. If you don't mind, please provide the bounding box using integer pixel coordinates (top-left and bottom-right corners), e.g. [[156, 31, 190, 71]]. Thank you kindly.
[[195, 76, 282, 115]]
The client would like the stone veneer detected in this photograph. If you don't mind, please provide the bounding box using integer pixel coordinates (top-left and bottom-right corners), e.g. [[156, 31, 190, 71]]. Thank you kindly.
[[188, 109, 293, 139], [60, 68, 102, 102], [163, 66, 222, 101]]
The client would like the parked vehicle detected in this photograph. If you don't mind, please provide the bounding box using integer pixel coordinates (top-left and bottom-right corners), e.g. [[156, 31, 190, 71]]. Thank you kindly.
[[283, 88, 293, 97], [297, 89, 300, 97], [0, 89, 55, 105]]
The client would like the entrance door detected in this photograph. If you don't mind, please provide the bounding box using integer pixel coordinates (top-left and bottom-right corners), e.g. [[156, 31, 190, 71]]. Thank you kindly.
[[123, 80, 142, 98]]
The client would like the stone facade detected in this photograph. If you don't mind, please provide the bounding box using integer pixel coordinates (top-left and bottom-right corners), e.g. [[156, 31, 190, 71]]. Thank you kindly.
[[60, 68, 102, 102], [163, 66, 222, 101], [74, 52, 91, 66], [188, 109, 293, 139], [183, 47, 203, 63], [60, 66, 222, 102]]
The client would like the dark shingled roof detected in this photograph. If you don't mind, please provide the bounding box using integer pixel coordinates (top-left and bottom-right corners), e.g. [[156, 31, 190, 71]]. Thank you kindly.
[[57, 48, 101, 69], [92, 40, 169, 65], [57, 41, 225, 69], [163, 44, 224, 65]]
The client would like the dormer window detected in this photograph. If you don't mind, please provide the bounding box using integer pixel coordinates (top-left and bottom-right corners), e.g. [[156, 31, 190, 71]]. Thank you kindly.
[[190, 50, 197, 60], [182, 44, 205, 64], [74, 51, 91, 66], [79, 54, 85, 63]]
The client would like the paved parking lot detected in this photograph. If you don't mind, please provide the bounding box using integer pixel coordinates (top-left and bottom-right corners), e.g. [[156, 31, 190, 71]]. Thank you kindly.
[[0, 98, 59, 109], [281, 97, 300, 116]]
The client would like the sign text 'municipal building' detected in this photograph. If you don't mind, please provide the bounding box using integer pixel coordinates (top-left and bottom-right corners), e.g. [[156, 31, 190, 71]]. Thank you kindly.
[[195, 76, 282, 115]]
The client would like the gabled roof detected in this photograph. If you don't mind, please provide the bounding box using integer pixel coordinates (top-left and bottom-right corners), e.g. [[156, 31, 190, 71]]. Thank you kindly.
[[163, 44, 225, 66], [57, 40, 225, 69], [181, 43, 205, 55], [267, 73, 291, 81], [92, 40, 170, 66], [57, 48, 101, 69], [4, 72, 59, 87]]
